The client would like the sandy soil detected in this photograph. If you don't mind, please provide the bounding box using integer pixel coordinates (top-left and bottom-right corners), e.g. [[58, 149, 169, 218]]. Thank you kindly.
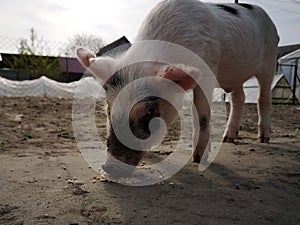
[[0, 96, 299, 225]]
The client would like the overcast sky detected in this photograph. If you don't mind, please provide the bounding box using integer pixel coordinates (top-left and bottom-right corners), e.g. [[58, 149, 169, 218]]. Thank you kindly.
[[1, 0, 300, 48]]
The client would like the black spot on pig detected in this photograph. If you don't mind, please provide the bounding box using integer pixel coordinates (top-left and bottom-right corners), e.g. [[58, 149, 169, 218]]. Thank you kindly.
[[216, 4, 239, 15], [238, 3, 254, 10], [200, 116, 208, 132]]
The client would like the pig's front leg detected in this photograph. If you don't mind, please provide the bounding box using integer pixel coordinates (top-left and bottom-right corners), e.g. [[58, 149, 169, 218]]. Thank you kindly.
[[192, 86, 211, 163]]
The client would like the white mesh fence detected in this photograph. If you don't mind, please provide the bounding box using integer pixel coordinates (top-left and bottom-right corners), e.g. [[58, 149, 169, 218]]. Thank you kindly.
[[0, 76, 104, 98]]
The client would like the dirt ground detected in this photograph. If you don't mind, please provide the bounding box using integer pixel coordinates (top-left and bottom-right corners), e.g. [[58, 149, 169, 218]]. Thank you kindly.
[[0, 96, 299, 225]]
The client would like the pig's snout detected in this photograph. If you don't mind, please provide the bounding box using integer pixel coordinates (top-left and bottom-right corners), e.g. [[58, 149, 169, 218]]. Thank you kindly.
[[102, 161, 135, 179], [102, 152, 141, 178]]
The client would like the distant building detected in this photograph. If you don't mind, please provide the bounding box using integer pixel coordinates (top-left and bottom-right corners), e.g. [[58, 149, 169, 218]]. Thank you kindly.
[[0, 36, 131, 82]]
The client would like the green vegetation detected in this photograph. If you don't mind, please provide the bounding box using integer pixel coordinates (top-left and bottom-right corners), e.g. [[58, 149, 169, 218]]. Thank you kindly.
[[4, 28, 61, 80]]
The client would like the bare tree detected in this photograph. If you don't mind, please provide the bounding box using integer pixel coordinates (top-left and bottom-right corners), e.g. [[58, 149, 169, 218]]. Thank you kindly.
[[63, 33, 105, 57]]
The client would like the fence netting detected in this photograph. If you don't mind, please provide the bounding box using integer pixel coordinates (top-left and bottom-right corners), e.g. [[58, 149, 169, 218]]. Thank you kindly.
[[0, 76, 104, 98]]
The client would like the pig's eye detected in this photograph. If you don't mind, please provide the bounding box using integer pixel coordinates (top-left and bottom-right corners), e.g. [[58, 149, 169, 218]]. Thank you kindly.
[[147, 108, 155, 115]]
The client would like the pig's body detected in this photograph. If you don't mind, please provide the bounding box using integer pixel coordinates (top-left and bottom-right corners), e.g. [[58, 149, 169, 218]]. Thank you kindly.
[[137, 0, 278, 87], [136, 0, 278, 161], [77, 0, 279, 175]]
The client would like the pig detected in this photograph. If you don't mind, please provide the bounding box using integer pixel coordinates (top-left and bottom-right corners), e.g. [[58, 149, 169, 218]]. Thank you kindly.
[[77, 0, 279, 177]]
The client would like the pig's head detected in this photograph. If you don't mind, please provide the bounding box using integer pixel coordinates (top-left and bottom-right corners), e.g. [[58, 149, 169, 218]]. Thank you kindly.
[[77, 48, 199, 178]]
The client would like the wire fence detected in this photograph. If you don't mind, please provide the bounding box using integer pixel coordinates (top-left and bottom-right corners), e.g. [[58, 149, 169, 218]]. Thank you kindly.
[[0, 35, 73, 57], [278, 61, 300, 104]]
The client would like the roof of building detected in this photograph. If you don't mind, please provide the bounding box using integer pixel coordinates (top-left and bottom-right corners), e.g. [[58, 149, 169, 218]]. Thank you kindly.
[[278, 48, 300, 63], [277, 44, 300, 59], [96, 36, 130, 56]]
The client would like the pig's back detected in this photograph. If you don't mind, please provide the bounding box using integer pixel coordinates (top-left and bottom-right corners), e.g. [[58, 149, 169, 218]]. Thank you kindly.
[[209, 3, 278, 75], [136, 0, 220, 62], [136, 0, 278, 78]]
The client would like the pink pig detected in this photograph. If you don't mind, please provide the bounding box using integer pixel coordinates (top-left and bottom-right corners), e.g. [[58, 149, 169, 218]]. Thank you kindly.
[[77, 0, 279, 177]]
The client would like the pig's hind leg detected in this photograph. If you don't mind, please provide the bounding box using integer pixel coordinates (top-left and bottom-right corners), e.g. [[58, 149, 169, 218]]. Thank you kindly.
[[223, 87, 245, 142], [256, 75, 273, 143], [255, 54, 277, 143]]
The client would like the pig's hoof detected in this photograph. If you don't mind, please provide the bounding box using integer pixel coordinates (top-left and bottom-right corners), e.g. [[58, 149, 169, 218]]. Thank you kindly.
[[259, 136, 270, 143], [222, 136, 235, 143]]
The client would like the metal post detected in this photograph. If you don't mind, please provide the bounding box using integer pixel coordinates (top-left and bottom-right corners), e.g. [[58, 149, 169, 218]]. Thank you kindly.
[[235, 0, 239, 3], [66, 58, 69, 82], [292, 59, 298, 104]]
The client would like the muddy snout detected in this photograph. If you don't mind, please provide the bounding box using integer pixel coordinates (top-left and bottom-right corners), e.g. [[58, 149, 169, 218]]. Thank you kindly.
[[102, 131, 146, 178], [102, 161, 135, 179], [102, 150, 144, 179]]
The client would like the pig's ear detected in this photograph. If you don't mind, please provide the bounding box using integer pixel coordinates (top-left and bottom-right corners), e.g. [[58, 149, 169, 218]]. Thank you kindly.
[[76, 48, 115, 81], [157, 64, 199, 90], [76, 48, 96, 67]]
